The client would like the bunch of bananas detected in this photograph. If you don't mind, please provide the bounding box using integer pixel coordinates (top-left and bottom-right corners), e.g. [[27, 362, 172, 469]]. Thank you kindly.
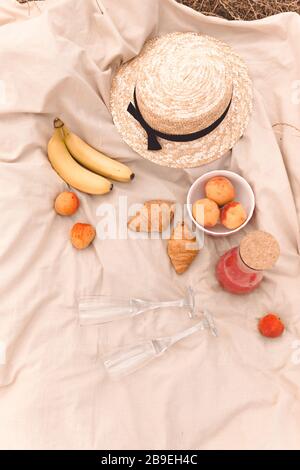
[[47, 118, 134, 195]]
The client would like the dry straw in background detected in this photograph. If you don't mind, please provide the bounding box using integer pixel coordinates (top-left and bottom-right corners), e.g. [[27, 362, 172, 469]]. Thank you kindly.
[[178, 0, 300, 20]]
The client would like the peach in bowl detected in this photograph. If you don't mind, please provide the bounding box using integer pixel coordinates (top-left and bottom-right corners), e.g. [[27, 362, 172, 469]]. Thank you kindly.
[[187, 170, 255, 237]]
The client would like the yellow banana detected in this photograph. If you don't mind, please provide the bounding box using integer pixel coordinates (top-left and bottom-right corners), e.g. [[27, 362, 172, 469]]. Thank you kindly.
[[47, 126, 113, 195], [56, 119, 134, 183]]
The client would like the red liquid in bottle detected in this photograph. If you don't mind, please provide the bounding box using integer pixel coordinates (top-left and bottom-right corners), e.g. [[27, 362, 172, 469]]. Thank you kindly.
[[216, 247, 263, 294]]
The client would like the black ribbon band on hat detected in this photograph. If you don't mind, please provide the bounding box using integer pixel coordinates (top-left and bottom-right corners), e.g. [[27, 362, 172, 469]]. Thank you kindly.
[[127, 88, 232, 151]]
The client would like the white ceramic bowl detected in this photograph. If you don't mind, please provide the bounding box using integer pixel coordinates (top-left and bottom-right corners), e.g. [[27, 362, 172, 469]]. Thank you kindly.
[[187, 170, 255, 237]]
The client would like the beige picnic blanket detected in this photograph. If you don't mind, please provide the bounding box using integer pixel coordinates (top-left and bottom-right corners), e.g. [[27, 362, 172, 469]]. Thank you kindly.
[[1, 0, 300, 450]]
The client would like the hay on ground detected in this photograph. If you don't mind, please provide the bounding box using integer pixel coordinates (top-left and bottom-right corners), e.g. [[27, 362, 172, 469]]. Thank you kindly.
[[178, 0, 300, 20]]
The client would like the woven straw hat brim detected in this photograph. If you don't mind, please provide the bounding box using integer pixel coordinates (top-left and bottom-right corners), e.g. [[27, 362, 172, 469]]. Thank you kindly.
[[110, 33, 253, 169]]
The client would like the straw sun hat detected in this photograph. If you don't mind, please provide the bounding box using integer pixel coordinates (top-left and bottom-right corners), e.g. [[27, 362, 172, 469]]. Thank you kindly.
[[110, 32, 253, 168]]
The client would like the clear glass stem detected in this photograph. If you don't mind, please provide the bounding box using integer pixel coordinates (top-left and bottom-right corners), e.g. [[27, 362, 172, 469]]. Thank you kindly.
[[142, 299, 186, 310]]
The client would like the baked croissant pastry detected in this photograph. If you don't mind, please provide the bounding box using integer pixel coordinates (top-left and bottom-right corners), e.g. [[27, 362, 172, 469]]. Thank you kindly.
[[167, 222, 199, 274], [128, 200, 175, 233]]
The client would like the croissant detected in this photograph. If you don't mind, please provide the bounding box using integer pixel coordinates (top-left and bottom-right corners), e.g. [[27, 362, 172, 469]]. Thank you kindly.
[[167, 222, 199, 274], [128, 200, 175, 233]]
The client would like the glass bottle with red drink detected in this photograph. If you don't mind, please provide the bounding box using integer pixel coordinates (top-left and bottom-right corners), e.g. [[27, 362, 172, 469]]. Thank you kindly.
[[216, 231, 280, 294]]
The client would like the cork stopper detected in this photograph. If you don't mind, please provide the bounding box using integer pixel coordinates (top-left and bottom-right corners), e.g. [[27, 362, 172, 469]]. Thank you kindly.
[[239, 231, 280, 271]]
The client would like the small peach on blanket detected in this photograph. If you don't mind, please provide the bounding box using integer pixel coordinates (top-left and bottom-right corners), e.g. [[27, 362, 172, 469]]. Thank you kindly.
[[70, 223, 96, 250], [54, 191, 79, 216]]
